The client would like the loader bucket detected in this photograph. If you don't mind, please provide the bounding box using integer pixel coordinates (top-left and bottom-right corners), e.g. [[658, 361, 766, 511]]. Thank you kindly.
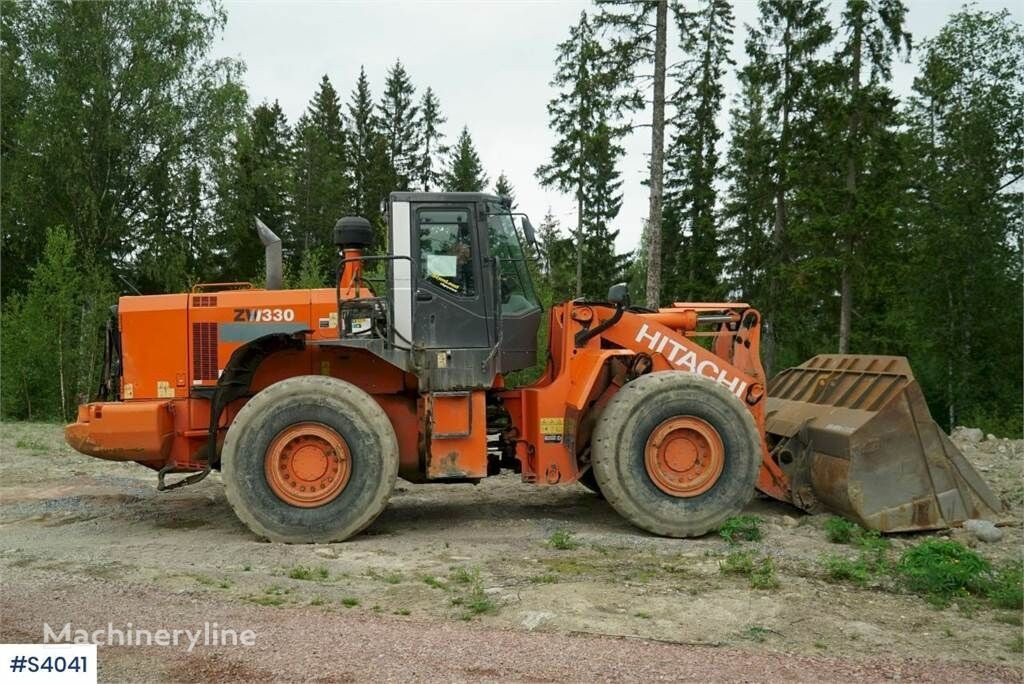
[[765, 355, 1003, 532]]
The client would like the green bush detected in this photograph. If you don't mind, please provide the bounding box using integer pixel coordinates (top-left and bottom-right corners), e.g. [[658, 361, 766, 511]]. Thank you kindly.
[[896, 540, 990, 602], [824, 516, 861, 544], [719, 516, 763, 544], [548, 529, 580, 550]]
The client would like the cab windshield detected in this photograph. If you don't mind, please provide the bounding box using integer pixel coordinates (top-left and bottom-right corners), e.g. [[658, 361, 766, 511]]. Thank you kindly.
[[485, 202, 540, 314]]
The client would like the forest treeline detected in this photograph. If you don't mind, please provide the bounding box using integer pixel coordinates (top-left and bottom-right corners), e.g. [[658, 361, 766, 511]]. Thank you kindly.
[[1, 1, 1021, 435]]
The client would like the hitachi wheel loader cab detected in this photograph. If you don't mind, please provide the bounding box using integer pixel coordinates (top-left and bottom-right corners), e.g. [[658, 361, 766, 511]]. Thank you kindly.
[[65, 192, 1002, 543]]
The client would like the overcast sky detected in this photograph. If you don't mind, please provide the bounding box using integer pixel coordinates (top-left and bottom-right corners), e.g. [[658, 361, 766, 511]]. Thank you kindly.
[[213, 0, 1021, 254]]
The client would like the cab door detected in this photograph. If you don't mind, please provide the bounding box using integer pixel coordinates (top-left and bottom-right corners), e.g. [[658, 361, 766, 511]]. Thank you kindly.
[[410, 204, 492, 350]]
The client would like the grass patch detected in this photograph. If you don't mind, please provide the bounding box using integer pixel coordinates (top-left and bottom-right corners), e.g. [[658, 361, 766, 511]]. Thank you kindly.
[[15, 437, 48, 451], [529, 573, 559, 584], [995, 612, 1023, 626], [309, 596, 326, 606], [365, 568, 403, 584], [1010, 634, 1023, 654], [986, 560, 1023, 610], [547, 529, 580, 550], [341, 596, 360, 607], [245, 586, 291, 606], [394, 608, 411, 616], [895, 540, 990, 605], [718, 516, 763, 544], [824, 516, 861, 544], [750, 557, 780, 590], [447, 567, 498, 619], [245, 594, 286, 607], [422, 575, 446, 589], [719, 551, 755, 575], [634, 611, 651, 619], [288, 565, 329, 581], [720, 551, 778, 589], [450, 566, 477, 584], [744, 626, 773, 643], [822, 554, 871, 586]]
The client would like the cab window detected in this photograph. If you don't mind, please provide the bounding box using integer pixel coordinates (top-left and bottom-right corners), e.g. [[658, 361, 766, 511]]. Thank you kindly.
[[486, 202, 540, 314], [417, 208, 475, 296]]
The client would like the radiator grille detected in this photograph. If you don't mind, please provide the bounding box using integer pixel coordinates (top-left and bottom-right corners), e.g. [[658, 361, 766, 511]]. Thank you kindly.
[[192, 322, 218, 381], [192, 295, 218, 307]]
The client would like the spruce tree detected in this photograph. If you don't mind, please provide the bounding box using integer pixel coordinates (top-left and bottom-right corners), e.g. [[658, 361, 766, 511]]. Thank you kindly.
[[214, 101, 293, 282], [494, 172, 517, 209], [291, 75, 351, 268], [537, 11, 628, 298], [580, 121, 630, 298], [596, 0, 668, 308], [903, 8, 1023, 430], [721, 75, 775, 306], [415, 87, 448, 191], [346, 66, 390, 243], [663, 0, 735, 302], [831, 0, 911, 352], [738, 0, 834, 372], [443, 127, 488, 192], [536, 209, 576, 302], [378, 60, 419, 190]]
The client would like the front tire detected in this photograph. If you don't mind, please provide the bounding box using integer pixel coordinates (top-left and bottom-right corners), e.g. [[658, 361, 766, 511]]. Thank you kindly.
[[222, 375, 399, 543], [592, 371, 761, 537]]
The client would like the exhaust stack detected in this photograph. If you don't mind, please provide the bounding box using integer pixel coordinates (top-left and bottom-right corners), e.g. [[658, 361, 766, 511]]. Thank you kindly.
[[255, 217, 283, 290]]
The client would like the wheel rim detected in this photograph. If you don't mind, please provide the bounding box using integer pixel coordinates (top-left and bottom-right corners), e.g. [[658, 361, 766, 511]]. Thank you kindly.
[[644, 416, 725, 497], [265, 422, 351, 508]]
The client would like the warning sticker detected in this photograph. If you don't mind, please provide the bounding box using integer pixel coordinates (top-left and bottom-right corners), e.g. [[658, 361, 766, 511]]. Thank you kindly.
[[540, 417, 564, 443], [540, 417, 564, 435], [156, 380, 174, 398]]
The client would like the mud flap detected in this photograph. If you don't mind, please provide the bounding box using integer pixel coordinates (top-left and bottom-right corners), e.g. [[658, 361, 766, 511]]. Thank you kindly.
[[764, 355, 1003, 532]]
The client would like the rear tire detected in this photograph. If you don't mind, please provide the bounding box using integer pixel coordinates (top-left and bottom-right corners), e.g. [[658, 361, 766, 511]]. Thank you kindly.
[[222, 375, 398, 543], [592, 371, 761, 537]]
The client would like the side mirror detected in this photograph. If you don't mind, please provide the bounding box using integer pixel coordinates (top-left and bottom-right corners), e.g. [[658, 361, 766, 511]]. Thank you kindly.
[[607, 282, 629, 307], [520, 215, 537, 246]]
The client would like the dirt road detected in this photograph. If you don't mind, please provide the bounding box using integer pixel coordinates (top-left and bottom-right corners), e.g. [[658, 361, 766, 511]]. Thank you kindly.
[[1, 422, 1021, 681]]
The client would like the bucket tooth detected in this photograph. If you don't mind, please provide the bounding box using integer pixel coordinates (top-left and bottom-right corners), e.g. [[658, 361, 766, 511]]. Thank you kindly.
[[764, 354, 1003, 532]]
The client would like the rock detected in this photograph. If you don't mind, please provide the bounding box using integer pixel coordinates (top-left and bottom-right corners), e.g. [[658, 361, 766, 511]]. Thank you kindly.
[[964, 518, 1003, 543], [953, 427, 984, 444], [986, 433, 996, 442], [520, 611, 554, 630], [313, 547, 338, 559], [781, 515, 799, 528]]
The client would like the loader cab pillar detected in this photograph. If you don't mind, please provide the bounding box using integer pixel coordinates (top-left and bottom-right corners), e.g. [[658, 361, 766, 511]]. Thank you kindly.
[[388, 192, 542, 389]]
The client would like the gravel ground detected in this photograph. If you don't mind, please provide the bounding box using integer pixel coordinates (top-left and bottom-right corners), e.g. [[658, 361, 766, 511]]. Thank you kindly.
[[1, 422, 1021, 682], [2, 572, 1020, 683]]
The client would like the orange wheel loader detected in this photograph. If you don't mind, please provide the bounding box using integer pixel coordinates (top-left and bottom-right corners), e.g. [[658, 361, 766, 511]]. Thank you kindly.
[[65, 193, 1002, 542]]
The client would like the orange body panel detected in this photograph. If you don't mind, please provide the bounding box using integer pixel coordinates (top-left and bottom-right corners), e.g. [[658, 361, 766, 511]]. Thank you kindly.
[[423, 391, 488, 479], [119, 294, 189, 400], [67, 281, 789, 502]]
